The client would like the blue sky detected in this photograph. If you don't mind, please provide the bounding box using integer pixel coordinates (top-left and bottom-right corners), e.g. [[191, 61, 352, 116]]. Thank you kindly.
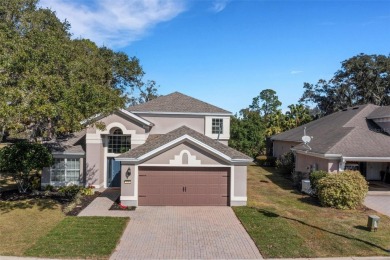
[[40, 0, 390, 114]]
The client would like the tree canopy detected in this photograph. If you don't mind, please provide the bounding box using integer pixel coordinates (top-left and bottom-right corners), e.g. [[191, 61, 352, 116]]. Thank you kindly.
[[229, 108, 265, 158], [300, 53, 390, 116], [0, 0, 146, 140], [0, 141, 53, 192], [230, 90, 312, 158]]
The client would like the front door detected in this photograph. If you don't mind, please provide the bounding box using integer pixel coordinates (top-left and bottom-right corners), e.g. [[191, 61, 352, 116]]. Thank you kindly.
[[107, 158, 121, 187]]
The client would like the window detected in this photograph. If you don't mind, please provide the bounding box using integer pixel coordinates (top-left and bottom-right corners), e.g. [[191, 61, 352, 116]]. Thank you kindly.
[[50, 158, 80, 184], [108, 128, 131, 153], [212, 118, 223, 134]]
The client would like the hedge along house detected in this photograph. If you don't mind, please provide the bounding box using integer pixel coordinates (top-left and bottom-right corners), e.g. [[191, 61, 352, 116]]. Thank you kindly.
[[271, 104, 390, 181], [42, 92, 252, 206]]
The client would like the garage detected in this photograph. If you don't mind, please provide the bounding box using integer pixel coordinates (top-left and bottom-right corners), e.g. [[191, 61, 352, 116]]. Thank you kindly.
[[138, 167, 230, 206]]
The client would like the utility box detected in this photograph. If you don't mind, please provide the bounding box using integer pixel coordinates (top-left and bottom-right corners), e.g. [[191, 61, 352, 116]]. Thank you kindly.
[[367, 215, 380, 231], [301, 179, 311, 194]]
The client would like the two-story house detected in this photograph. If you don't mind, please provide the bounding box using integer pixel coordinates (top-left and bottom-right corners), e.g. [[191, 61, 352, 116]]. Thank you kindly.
[[41, 92, 252, 206]]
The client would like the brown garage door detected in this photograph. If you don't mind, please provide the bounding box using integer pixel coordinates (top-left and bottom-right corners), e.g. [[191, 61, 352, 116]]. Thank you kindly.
[[138, 167, 229, 206]]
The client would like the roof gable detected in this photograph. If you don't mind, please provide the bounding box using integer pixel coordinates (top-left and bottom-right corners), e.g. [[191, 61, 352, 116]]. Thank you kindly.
[[127, 92, 231, 115], [116, 126, 251, 163]]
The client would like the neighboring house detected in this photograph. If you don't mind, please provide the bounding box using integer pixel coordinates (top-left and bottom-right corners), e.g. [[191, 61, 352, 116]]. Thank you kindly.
[[42, 92, 252, 206], [271, 104, 390, 181]]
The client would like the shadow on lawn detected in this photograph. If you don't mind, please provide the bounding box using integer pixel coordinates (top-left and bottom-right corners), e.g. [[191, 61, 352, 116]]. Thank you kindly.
[[0, 198, 59, 214], [258, 166, 295, 191], [298, 195, 322, 207], [254, 207, 390, 254]]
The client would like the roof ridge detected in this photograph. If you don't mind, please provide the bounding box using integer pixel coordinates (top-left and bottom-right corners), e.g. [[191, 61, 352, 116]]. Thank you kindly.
[[127, 92, 231, 114], [342, 104, 378, 128]]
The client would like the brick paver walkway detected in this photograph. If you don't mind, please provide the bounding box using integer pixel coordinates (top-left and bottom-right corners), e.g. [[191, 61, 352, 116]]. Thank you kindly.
[[79, 189, 262, 259]]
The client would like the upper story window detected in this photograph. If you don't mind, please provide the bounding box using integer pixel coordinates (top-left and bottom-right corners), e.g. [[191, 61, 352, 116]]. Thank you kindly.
[[108, 128, 131, 153], [212, 118, 223, 134]]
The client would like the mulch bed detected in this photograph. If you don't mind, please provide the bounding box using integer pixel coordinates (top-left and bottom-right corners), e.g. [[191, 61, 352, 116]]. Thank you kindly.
[[0, 189, 101, 216], [65, 192, 101, 216]]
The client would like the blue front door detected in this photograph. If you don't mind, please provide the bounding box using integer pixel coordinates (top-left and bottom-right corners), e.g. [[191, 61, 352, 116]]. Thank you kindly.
[[107, 158, 121, 187]]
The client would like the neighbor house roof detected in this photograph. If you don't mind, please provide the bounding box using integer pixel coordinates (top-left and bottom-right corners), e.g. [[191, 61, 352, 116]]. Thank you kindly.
[[116, 125, 251, 162], [127, 92, 231, 115], [272, 104, 390, 157]]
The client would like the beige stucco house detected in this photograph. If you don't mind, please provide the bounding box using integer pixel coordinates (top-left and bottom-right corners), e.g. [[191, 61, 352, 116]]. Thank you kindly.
[[42, 92, 252, 206], [271, 104, 390, 181]]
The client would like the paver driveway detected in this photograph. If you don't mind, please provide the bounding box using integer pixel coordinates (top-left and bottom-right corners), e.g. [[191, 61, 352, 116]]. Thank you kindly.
[[109, 207, 263, 259], [364, 193, 390, 217]]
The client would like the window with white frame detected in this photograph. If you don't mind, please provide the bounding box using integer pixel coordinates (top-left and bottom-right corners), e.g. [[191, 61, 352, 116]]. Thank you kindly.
[[108, 128, 131, 153], [212, 118, 223, 134], [50, 158, 80, 184]]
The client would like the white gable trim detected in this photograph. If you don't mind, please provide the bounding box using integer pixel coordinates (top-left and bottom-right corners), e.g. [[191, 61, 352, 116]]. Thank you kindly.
[[81, 109, 153, 127], [342, 156, 390, 162], [118, 109, 154, 126], [293, 149, 342, 160], [116, 135, 251, 163]]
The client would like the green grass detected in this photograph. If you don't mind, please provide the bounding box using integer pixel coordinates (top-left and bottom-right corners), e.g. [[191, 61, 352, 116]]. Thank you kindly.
[[0, 199, 65, 256], [233, 166, 390, 258], [25, 216, 129, 259], [1, 198, 129, 259]]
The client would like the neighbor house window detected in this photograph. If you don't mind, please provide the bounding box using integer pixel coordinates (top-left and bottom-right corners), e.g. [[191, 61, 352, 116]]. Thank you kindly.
[[50, 158, 80, 184], [108, 128, 131, 153], [212, 118, 223, 134]]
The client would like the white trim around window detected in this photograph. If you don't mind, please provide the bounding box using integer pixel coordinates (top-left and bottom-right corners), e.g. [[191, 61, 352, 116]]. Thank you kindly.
[[50, 158, 81, 186]]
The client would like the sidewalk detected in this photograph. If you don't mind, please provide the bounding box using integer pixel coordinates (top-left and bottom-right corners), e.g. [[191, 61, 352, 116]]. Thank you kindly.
[[2, 256, 390, 260]]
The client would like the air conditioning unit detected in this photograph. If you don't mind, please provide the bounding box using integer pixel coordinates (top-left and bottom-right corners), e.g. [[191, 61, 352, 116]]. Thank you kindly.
[[301, 179, 311, 194]]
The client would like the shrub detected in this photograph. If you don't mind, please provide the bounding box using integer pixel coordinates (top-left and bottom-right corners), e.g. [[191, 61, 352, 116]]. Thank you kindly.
[[81, 187, 95, 196], [30, 174, 41, 191], [59, 185, 83, 200], [317, 170, 368, 209], [276, 151, 295, 174], [292, 171, 310, 190], [309, 170, 328, 193], [44, 184, 55, 191], [256, 155, 276, 167]]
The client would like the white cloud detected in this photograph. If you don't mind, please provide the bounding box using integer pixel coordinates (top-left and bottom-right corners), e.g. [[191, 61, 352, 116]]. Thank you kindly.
[[211, 0, 230, 13], [39, 0, 187, 47], [290, 70, 303, 75]]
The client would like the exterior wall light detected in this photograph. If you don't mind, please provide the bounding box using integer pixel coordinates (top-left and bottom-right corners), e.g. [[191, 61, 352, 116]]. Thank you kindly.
[[126, 167, 131, 179]]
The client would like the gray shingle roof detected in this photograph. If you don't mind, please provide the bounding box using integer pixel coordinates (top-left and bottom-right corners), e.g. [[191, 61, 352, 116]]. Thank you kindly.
[[117, 125, 252, 162], [272, 104, 390, 157], [367, 106, 390, 119], [47, 130, 86, 154], [127, 92, 231, 114]]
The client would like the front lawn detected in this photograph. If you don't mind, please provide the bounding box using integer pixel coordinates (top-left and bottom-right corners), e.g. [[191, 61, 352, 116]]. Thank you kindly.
[[0, 199, 128, 259], [233, 166, 390, 258], [25, 216, 128, 259], [0, 199, 65, 256]]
